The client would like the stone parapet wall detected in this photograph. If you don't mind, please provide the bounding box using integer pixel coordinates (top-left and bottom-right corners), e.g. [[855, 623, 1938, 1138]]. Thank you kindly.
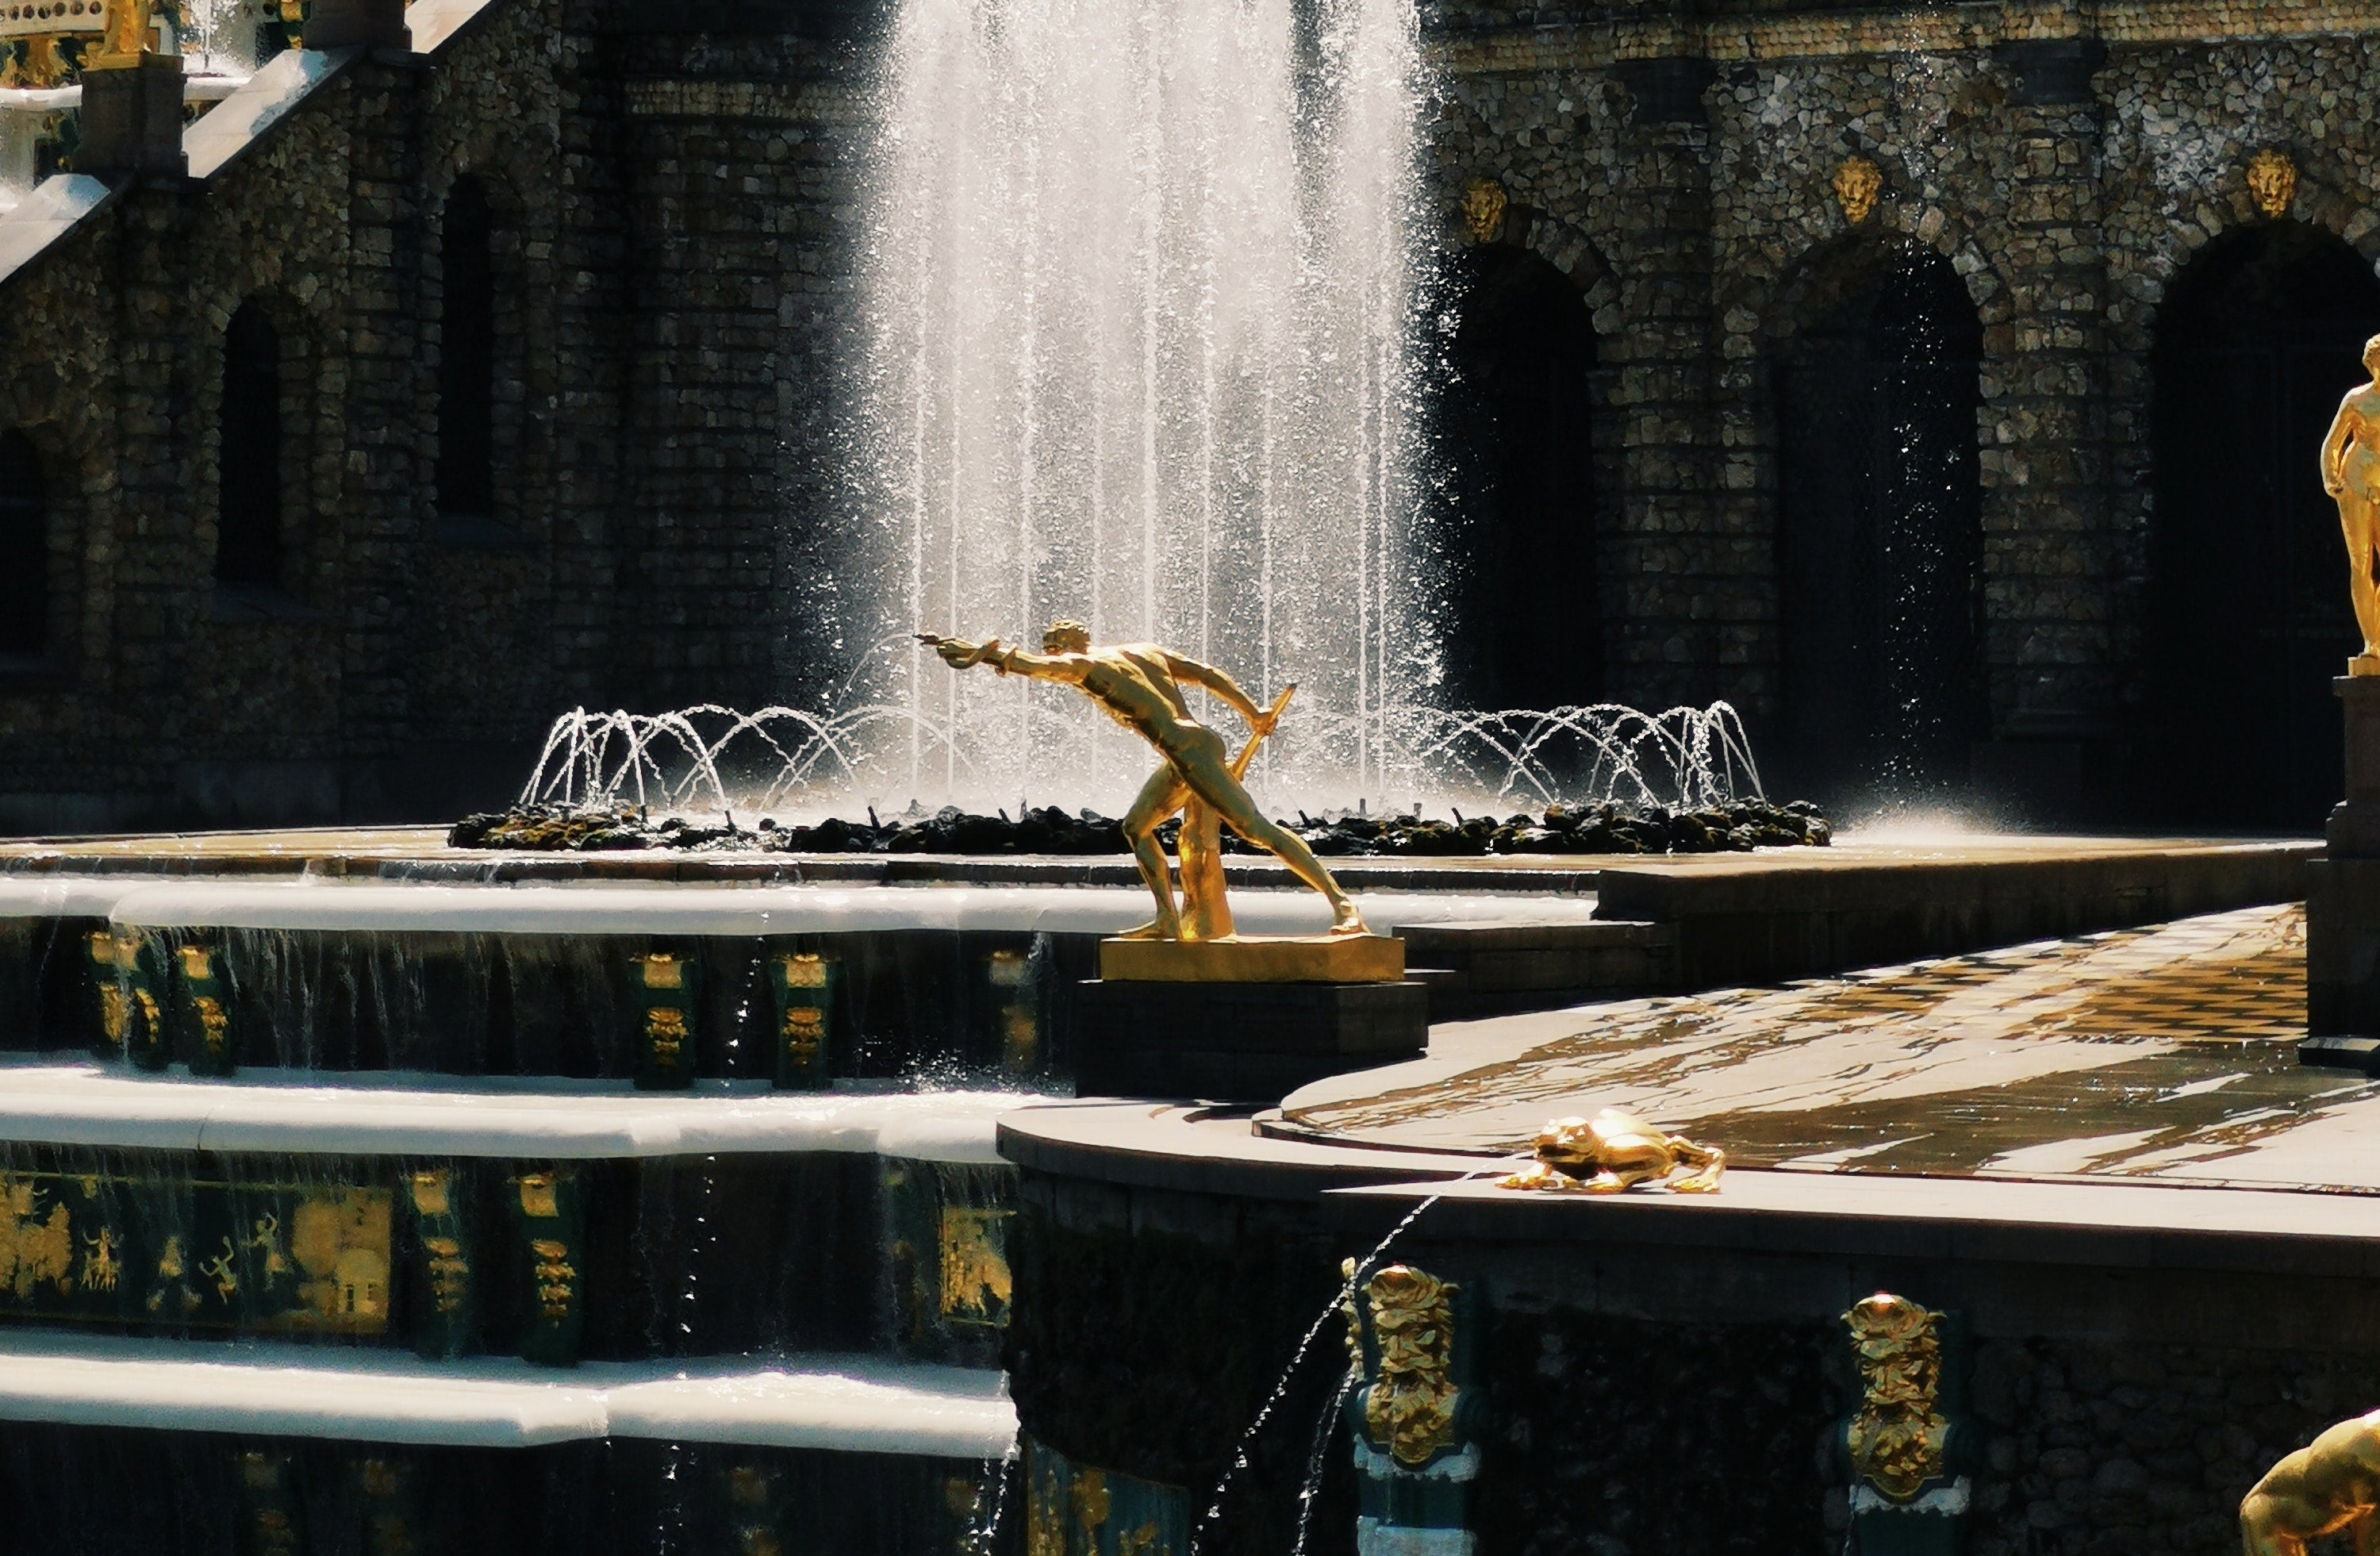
[[1006, 1122, 2380, 1556], [0, 0, 2371, 825], [0, 0, 864, 827], [1430, 7, 2380, 810]]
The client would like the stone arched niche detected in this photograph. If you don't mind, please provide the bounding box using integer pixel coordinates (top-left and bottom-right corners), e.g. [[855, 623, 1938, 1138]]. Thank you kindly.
[[2145, 220, 2380, 829], [216, 300, 285, 591], [1436, 241, 1604, 712], [1768, 232, 1986, 806], [0, 430, 46, 658]]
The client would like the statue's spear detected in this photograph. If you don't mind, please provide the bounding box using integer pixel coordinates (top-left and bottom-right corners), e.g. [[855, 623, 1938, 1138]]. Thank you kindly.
[[1229, 683, 1296, 782]]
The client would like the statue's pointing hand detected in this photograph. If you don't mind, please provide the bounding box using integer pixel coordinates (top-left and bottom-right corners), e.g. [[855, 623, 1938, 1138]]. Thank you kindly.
[[916, 633, 1000, 670]]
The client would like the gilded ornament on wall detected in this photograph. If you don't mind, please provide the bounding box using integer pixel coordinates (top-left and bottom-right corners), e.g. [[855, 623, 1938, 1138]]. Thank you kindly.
[[1361, 1264, 1460, 1467], [1842, 1292, 1950, 1503], [1833, 156, 1883, 225], [2248, 149, 2297, 219], [1460, 178, 1508, 244]]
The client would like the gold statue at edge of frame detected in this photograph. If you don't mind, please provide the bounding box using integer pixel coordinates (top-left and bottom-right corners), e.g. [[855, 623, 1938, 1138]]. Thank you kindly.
[[88, 0, 155, 67], [2240, 1407, 2380, 1556], [919, 621, 1368, 943], [2321, 332, 2380, 676]]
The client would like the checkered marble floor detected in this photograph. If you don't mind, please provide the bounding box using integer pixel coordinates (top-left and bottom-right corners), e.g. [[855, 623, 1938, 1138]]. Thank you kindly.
[[1279, 903, 2380, 1191]]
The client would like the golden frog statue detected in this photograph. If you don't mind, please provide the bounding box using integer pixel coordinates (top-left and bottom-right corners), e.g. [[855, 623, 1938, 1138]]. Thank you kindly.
[[1495, 1107, 1724, 1193]]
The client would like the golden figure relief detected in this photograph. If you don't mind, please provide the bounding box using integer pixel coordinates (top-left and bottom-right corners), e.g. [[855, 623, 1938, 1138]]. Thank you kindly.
[[1027, 1462, 1065, 1556], [359, 1458, 402, 1498], [79, 1228, 118, 1292], [1361, 1264, 1460, 1467], [778, 951, 828, 989], [406, 1170, 450, 1217], [530, 1236, 576, 1318], [1833, 156, 1883, 225], [1071, 1467, 1110, 1534], [2248, 149, 2298, 219], [245, 1214, 287, 1279], [422, 1235, 469, 1312], [2242, 1409, 2380, 1556], [193, 995, 229, 1056], [1460, 178, 1507, 244], [1843, 1293, 1951, 1502], [922, 623, 1368, 939], [636, 952, 685, 989], [2326, 335, 2380, 674], [1495, 1108, 1724, 1193], [132, 989, 162, 1047], [1001, 1005, 1039, 1070], [516, 1174, 561, 1219], [644, 1005, 689, 1062], [200, 1236, 239, 1301], [0, 1180, 72, 1298], [781, 1005, 824, 1062], [98, 985, 128, 1044], [177, 945, 213, 981], [937, 1206, 1012, 1324]]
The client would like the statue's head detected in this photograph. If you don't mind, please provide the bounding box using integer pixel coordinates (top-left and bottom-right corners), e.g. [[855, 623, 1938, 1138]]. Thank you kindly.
[[2363, 334, 2380, 375], [1042, 620, 1091, 655]]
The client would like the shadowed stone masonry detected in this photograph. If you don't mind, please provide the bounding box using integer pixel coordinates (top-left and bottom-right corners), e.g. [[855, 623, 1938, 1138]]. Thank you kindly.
[[0, 0, 2375, 826]]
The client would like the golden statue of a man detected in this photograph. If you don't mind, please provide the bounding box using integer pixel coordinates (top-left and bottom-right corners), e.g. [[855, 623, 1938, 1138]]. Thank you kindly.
[[2321, 333, 2380, 674], [90, 0, 156, 64], [921, 622, 1369, 940]]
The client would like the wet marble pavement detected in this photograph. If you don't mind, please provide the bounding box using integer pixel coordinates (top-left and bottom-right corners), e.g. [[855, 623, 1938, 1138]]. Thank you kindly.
[[1273, 903, 2380, 1192]]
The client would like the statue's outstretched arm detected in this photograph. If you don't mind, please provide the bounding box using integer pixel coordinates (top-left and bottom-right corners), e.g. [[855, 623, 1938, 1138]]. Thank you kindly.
[[919, 635, 1076, 683]]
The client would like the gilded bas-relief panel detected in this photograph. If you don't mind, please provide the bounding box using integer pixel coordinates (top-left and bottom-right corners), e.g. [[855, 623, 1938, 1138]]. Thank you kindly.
[[0, 1171, 392, 1335]]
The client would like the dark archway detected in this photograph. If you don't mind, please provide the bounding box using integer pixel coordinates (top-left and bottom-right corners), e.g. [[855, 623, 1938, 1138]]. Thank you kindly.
[[1772, 237, 1986, 805], [217, 302, 283, 589], [436, 176, 497, 524], [0, 432, 47, 656], [2146, 222, 2380, 830], [1441, 244, 1601, 711]]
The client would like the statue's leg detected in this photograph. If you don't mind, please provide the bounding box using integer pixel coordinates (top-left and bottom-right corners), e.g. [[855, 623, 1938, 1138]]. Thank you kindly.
[[1120, 763, 1191, 939], [1185, 770, 1367, 934], [1176, 797, 1234, 943], [2351, 493, 2380, 655]]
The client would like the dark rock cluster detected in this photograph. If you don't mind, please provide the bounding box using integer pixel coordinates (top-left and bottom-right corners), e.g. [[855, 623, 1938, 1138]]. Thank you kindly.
[[450, 798, 1829, 855]]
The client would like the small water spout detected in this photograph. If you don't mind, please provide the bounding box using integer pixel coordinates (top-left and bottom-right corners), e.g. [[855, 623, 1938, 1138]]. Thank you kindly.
[[1184, 1170, 1489, 1556]]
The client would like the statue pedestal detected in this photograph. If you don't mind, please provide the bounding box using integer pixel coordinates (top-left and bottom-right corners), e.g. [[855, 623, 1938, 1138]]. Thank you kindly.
[[1073, 936, 1426, 1103], [76, 56, 187, 181], [2305, 676, 2380, 1069]]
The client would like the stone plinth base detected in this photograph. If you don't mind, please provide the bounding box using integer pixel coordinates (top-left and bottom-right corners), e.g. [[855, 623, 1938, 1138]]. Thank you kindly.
[[76, 56, 186, 180], [1096, 933, 1403, 985], [2309, 676, 2380, 1067], [306, 0, 410, 50], [1071, 978, 1427, 1103]]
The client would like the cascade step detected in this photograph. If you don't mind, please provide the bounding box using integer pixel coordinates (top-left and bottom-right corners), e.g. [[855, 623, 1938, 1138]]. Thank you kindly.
[[0, 1328, 1016, 1455], [0, 1062, 1030, 1159]]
